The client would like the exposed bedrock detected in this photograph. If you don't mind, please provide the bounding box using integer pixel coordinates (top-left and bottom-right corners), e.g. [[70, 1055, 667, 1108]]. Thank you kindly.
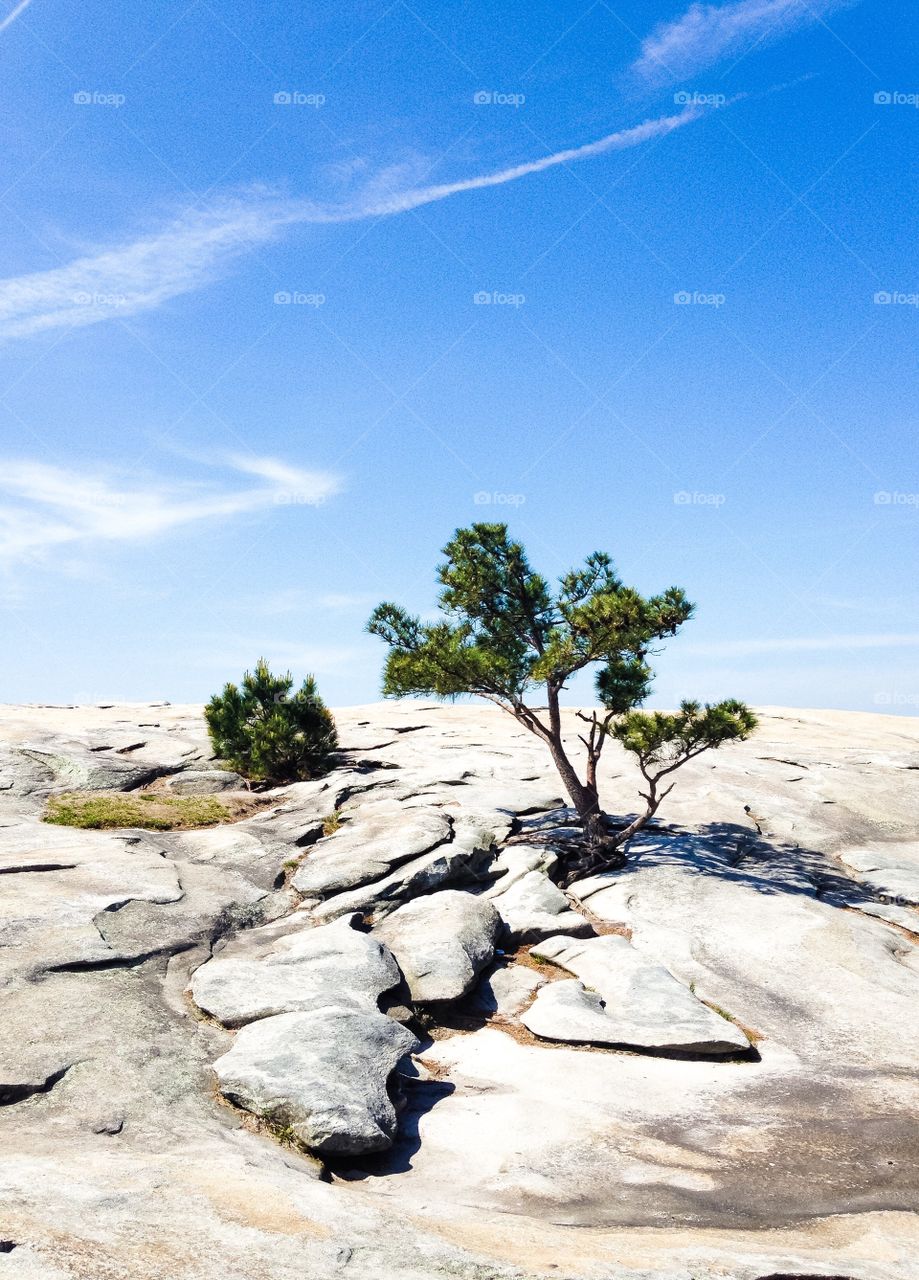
[[0, 701, 917, 1280]]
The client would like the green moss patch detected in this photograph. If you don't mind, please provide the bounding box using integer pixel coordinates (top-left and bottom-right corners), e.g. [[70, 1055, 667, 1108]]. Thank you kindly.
[[44, 791, 240, 831]]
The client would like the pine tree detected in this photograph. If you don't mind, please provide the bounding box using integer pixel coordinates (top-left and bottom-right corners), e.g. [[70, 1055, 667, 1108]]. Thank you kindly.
[[205, 659, 338, 784], [368, 523, 756, 881]]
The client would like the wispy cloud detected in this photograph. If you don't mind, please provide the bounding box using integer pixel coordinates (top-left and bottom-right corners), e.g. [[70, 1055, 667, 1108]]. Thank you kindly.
[[0, 106, 703, 341], [0, 455, 340, 565], [0, 0, 34, 35], [631, 0, 849, 84], [682, 632, 919, 657], [0, 197, 298, 340]]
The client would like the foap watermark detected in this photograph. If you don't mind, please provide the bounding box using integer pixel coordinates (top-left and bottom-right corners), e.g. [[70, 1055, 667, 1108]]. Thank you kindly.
[[474, 490, 526, 507], [473, 90, 525, 107], [74, 90, 125, 107], [674, 90, 726, 108], [274, 290, 325, 307], [273, 90, 325, 107], [73, 291, 127, 308], [473, 290, 525, 307], [880, 488, 919, 504], [674, 490, 725, 507], [874, 90, 919, 108], [273, 689, 327, 709], [874, 490, 919, 506], [874, 691, 919, 708], [675, 290, 725, 307], [274, 490, 329, 506], [874, 290, 919, 307]]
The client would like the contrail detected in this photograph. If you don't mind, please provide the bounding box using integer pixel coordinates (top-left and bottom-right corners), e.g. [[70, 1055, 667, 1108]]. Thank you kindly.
[[0, 0, 35, 34], [326, 105, 704, 220], [0, 103, 710, 339]]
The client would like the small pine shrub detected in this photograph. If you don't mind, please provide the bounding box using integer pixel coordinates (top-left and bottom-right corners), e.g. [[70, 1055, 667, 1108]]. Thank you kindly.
[[205, 658, 338, 785]]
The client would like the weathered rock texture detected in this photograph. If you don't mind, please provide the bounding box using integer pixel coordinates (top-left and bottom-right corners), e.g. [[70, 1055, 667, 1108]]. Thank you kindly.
[[213, 1005, 419, 1154], [372, 888, 501, 1002], [1, 700, 918, 1280], [522, 933, 751, 1053], [190, 911, 401, 1027]]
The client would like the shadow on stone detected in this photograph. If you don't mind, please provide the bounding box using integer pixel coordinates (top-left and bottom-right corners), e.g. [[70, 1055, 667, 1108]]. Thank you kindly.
[[582, 821, 890, 916], [329, 1056, 456, 1180]]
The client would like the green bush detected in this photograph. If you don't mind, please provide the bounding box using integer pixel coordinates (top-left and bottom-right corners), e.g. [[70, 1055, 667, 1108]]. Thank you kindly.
[[205, 659, 338, 784]]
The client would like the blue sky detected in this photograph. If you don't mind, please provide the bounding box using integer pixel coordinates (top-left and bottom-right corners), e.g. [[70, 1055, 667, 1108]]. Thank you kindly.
[[0, 0, 916, 712]]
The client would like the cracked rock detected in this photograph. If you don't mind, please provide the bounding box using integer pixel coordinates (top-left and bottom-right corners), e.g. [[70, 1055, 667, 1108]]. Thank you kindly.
[[190, 912, 402, 1027], [522, 934, 750, 1054], [373, 889, 501, 1002], [213, 1005, 419, 1154]]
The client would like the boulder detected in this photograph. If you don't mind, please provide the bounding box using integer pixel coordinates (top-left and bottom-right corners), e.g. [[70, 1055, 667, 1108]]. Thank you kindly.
[[373, 889, 501, 1002], [522, 934, 750, 1054], [190, 912, 402, 1028], [491, 869, 593, 944], [291, 805, 452, 897], [467, 962, 546, 1018], [212, 1006, 419, 1155], [160, 770, 244, 794]]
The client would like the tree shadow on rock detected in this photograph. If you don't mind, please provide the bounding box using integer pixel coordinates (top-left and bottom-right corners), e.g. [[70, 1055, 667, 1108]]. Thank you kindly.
[[584, 821, 889, 915]]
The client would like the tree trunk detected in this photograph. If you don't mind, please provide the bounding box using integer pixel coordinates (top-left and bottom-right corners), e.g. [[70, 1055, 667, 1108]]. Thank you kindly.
[[543, 733, 627, 885]]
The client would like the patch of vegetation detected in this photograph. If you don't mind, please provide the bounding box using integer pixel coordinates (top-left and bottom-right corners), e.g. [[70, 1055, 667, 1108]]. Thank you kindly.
[[322, 808, 344, 836], [258, 1112, 313, 1155], [206, 658, 337, 785], [44, 791, 234, 831]]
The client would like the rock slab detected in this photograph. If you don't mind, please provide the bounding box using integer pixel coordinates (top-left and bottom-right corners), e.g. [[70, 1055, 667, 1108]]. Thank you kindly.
[[523, 934, 750, 1054], [190, 912, 402, 1028], [491, 868, 594, 943], [213, 1005, 419, 1154], [373, 889, 501, 1002]]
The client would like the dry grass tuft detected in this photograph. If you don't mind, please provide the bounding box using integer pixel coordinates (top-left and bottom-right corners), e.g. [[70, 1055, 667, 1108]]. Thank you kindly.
[[43, 790, 264, 831]]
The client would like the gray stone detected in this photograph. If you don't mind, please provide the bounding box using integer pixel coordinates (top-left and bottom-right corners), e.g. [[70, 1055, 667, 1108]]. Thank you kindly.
[[490, 869, 593, 944], [305, 838, 494, 923], [467, 962, 546, 1017], [842, 842, 919, 906], [160, 770, 244, 794], [14, 744, 164, 792], [291, 804, 452, 897], [190, 913, 402, 1027], [212, 1006, 419, 1154], [373, 889, 501, 1002], [523, 934, 750, 1054]]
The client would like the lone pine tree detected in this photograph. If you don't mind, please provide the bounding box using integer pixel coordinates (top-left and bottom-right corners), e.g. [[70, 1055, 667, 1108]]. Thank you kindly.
[[368, 524, 756, 882], [205, 659, 338, 785]]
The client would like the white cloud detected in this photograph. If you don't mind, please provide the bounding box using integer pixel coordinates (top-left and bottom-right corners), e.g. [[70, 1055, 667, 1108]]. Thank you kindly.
[[0, 196, 299, 340], [0, 454, 340, 564], [0, 106, 703, 341], [681, 632, 919, 657], [631, 0, 848, 83]]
